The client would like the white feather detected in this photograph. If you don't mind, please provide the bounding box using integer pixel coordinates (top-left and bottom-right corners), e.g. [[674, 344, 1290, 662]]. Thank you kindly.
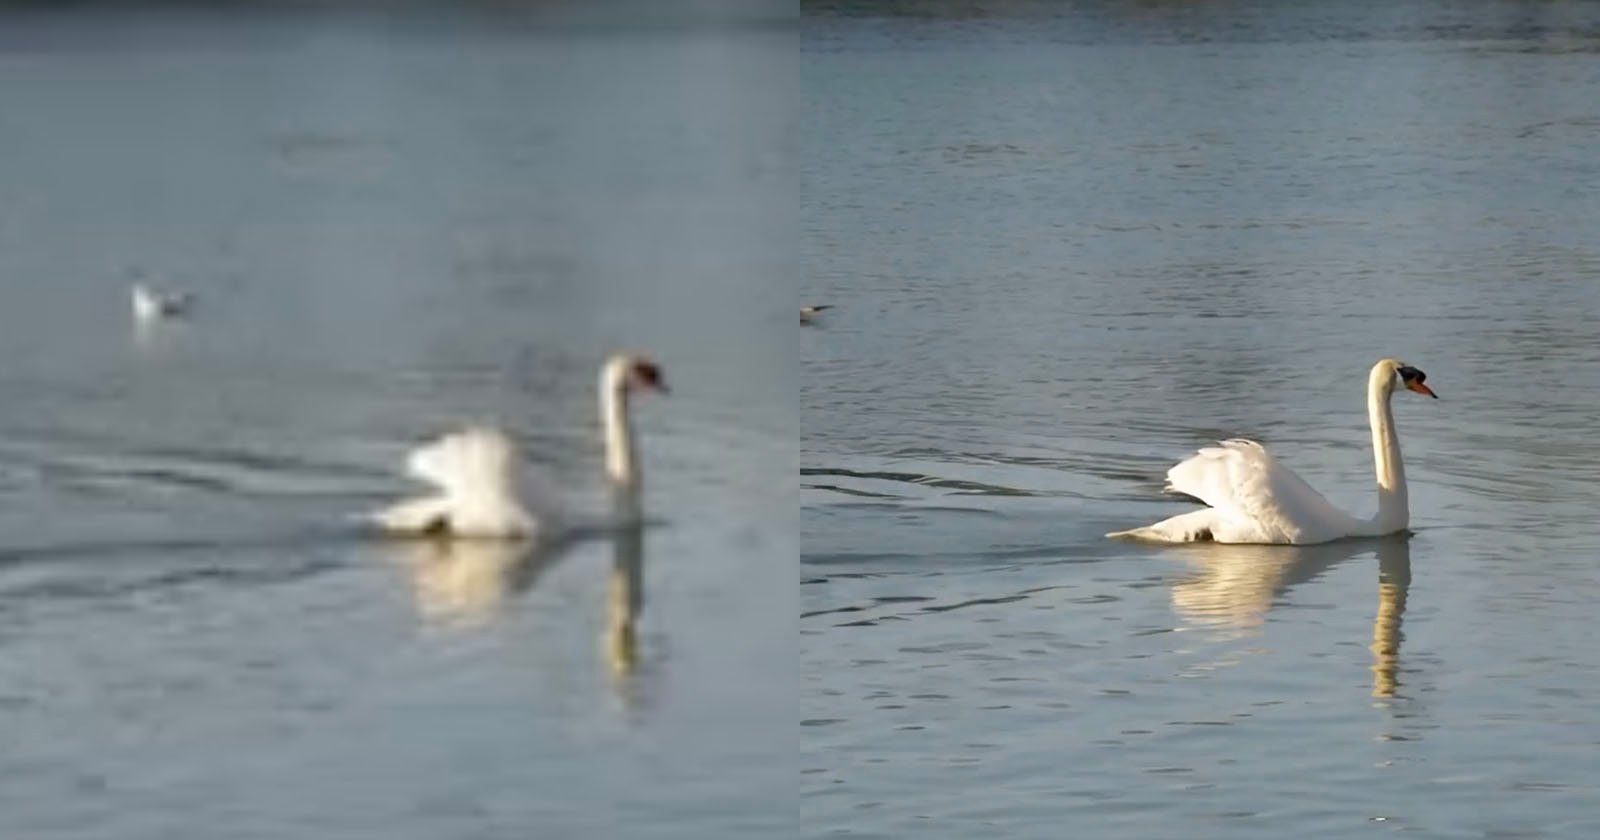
[[373, 427, 549, 539], [1108, 440, 1358, 545]]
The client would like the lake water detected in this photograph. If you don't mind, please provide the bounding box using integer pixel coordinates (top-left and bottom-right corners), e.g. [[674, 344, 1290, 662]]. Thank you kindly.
[[803, 2, 1600, 837], [0, 9, 791, 839]]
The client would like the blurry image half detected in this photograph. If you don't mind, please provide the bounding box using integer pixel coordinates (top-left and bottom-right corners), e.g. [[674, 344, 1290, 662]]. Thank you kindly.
[[0, 2, 793, 839]]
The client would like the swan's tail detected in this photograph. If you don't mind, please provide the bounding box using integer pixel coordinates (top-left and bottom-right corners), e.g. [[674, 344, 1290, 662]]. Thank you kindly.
[[369, 495, 452, 535], [1106, 509, 1219, 543]]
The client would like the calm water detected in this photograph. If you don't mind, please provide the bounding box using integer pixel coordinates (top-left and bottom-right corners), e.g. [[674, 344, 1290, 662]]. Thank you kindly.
[[0, 10, 791, 839], [803, 2, 1600, 837]]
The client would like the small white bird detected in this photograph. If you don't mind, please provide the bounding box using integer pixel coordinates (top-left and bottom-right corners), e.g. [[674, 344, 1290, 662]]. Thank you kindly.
[[130, 280, 192, 321], [801, 305, 832, 324]]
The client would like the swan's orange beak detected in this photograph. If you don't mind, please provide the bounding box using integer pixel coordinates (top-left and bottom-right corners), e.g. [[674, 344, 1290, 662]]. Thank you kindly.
[[1406, 380, 1437, 398]]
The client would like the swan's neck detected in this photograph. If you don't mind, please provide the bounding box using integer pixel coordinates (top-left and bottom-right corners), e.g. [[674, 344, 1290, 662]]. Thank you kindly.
[[1367, 372, 1408, 534], [602, 377, 639, 493]]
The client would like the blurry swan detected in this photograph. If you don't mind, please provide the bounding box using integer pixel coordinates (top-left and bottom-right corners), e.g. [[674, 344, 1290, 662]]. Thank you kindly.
[[1108, 358, 1436, 545], [371, 353, 668, 538], [800, 305, 832, 324], [131, 281, 192, 321]]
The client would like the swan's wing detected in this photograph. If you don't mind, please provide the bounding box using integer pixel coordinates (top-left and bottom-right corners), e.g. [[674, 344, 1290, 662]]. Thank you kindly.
[[1165, 439, 1353, 544], [393, 426, 553, 538], [406, 426, 520, 497]]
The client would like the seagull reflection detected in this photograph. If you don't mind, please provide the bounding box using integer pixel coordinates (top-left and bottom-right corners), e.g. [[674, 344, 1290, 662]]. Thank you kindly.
[[131, 309, 189, 352], [388, 537, 560, 627], [605, 523, 645, 677], [1370, 538, 1412, 699], [1168, 540, 1368, 637]]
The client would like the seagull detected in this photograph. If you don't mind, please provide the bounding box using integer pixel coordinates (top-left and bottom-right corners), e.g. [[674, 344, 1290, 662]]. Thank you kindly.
[[129, 272, 193, 321]]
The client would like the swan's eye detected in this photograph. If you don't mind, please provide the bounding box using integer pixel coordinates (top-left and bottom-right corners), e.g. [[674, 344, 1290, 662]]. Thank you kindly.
[[1397, 365, 1424, 383]]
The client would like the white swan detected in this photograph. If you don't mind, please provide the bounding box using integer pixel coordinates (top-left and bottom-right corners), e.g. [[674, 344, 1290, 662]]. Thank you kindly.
[[1107, 358, 1436, 545], [371, 353, 667, 538], [131, 282, 192, 321]]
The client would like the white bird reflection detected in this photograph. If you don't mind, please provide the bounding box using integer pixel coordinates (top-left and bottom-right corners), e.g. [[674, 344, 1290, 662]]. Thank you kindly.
[[605, 523, 645, 678], [382, 518, 651, 683], [131, 305, 191, 352], [1165, 536, 1416, 697], [1370, 538, 1412, 699], [1168, 540, 1368, 637], [388, 537, 556, 628]]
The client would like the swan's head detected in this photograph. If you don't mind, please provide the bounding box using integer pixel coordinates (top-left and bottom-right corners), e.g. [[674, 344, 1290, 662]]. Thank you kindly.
[[604, 353, 669, 396], [1377, 358, 1437, 399]]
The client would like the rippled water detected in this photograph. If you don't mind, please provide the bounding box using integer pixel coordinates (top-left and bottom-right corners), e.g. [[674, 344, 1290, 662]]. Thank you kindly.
[[803, 2, 1600, 836], [0, 11, 790, 839]]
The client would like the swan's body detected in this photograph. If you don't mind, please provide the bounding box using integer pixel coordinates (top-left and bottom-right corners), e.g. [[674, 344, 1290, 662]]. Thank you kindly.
[[801, 305, 832, 324], [372, 353, 666, 539], [1107, 359, 1436, 545], [131, 283, 191, 321], [371, 426, 544, 537]]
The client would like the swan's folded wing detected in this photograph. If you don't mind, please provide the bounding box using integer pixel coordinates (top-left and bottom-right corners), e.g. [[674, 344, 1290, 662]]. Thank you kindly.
[[1165, 439, 1351, 544], [407, 426, 520, 497]]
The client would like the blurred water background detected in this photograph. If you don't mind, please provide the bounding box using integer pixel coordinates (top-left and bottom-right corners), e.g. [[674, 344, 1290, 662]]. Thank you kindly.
[[0, 4, 792, 838]]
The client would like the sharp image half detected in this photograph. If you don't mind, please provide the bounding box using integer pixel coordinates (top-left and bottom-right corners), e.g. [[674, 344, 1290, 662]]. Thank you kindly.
[[804, 1, 1600, 837]]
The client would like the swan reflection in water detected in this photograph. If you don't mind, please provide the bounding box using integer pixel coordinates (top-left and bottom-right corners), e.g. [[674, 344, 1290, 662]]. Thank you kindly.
[[1168, 539, 1368, 638], [1370, 538, 1412, 699], [1166, 536, 1414, 697], [605, 523, 645, 677], [388, 536, 557, 627], [383, 521, 650, 680]]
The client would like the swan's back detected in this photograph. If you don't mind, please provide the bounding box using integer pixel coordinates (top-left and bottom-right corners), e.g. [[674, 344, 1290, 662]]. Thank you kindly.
[[1163, 440, 1357, 545]]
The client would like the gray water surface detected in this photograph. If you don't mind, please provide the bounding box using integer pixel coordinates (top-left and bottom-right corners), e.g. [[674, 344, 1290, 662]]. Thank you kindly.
[[0, 11, 791, 839], [803, 2, 1600, 837]]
